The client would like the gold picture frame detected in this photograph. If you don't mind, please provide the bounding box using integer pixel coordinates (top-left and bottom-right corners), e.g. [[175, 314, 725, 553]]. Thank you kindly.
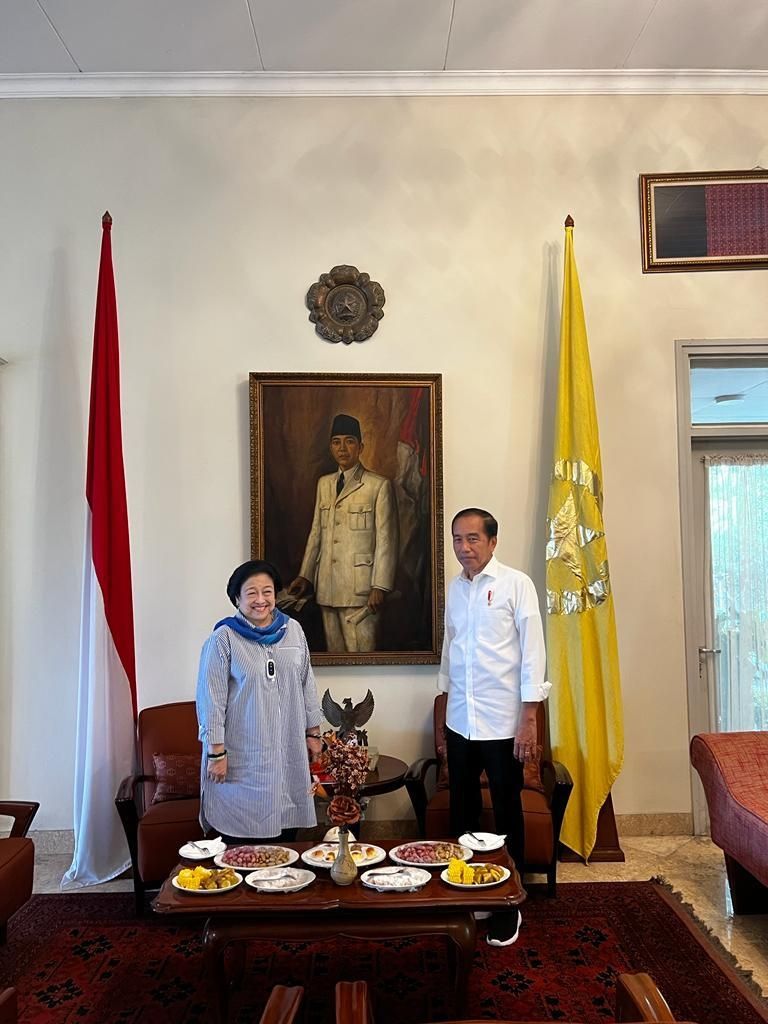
[[640, 169, 768, 272], [249, 372, 444, 666]]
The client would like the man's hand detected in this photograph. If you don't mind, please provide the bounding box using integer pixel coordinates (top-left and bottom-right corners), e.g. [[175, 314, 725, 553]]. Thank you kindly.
[[367, 588, 386, 613], [288, 576, 312, 598], [514, 704, 540, 763]]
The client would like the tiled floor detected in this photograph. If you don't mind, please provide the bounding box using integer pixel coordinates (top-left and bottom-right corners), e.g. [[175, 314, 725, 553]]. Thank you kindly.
[[33, 834, 768, 999]]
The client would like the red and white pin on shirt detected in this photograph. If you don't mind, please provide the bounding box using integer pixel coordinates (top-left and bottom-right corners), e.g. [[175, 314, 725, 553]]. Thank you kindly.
[[487, 589, 494, 606]]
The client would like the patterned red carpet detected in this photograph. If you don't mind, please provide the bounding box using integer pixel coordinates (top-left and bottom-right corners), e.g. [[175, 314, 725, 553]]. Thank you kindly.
[[1, 882, 766, 1023]]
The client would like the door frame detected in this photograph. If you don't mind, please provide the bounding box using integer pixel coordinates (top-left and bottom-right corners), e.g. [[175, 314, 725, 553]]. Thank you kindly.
[[676, 339, 768, 832]]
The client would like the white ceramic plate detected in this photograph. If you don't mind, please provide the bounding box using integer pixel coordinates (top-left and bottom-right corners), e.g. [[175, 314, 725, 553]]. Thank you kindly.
[[440, 864, 511, 889], [172, 870, 243, 894], [389, 842, 473, 868], [178, 838, 227, 860], [245, 867, 316, 893], [214, 846, 299, 870], [458, 832, 506, 853], [360, 866, 431, 892], [301, 842, 386, 869]]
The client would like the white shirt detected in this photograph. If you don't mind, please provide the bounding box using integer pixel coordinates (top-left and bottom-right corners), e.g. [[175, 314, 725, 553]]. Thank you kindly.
[[437, 555, 550, 740]]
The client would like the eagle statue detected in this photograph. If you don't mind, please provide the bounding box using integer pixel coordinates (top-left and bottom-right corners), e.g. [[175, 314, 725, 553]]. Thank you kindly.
[[321, 688, 375, 746]]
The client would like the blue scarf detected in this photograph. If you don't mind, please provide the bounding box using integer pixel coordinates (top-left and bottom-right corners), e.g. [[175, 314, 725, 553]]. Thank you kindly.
[[214, 608, 289, 646]]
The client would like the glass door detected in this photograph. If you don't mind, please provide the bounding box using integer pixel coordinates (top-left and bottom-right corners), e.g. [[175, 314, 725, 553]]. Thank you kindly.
[[698, 452, 768, 734]]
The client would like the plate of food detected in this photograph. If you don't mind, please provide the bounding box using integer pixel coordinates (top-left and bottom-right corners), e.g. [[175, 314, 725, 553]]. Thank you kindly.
[[178, 837, 226, 860], [301, 842, 386, 868], [172, 866, 242, 893], [214, 845, 299, 870], [458, 832, 506, 853], [440, 860, 510, 889], [389, 841, 473, 868], [360, 866, 431, 892], [244, 867, 316, 893]]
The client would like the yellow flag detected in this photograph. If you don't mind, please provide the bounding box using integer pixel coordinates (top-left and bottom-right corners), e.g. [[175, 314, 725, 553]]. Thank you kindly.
[[546, 220, 624, 861]]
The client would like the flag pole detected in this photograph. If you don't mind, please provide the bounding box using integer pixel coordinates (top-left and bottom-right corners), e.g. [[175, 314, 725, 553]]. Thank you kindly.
[[547, 212, 625, 864]]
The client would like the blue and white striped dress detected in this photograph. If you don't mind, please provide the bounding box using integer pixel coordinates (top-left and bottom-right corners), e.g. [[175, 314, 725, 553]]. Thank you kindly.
[[196, 614, 322, 838]]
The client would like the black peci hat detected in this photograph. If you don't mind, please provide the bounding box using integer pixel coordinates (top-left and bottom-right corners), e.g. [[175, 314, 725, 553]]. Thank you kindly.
[[330, 413, 361, 440]]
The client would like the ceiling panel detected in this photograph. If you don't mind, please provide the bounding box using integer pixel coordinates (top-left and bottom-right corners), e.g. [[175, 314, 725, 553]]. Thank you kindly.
[[249, 0, 453, 72], [626, 0, 768, 69], [447, 0, 658, 70], [38, 0, 263, 72], [0, 4, 77, 73]]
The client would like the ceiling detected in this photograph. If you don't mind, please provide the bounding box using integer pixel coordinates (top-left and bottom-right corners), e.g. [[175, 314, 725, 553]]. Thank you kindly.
[[2, 0, 768, 95]]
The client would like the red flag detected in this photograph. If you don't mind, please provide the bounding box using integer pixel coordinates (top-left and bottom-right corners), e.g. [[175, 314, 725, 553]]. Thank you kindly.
[[63, 212, 137, 887]]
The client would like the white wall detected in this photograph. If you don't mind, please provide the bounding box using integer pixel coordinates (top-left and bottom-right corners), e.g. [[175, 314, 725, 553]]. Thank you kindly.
[[2, 93, 767, 829]]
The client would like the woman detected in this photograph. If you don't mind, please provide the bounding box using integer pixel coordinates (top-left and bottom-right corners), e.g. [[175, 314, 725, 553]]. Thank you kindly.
[[196, 559, 324, 844]]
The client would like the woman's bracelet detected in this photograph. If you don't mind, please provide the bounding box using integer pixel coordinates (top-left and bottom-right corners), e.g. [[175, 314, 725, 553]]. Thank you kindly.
[[207, 750, 227, 760], [305, 731, 321, 739]]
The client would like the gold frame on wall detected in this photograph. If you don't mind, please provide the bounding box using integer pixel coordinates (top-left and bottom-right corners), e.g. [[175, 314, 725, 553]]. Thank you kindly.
[[249, 372, 444, 666], [640, 169, 768, 273]]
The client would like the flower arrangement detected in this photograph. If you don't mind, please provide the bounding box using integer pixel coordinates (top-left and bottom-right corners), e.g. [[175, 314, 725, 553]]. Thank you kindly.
[[315, 734, 370, 829]]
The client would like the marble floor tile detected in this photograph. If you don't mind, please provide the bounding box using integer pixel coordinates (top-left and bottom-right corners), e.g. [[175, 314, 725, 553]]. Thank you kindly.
[[28, 835, 768, 1000]]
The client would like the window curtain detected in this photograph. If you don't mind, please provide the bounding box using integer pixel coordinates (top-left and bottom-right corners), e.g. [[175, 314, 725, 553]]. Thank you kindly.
[[704, 454, 768, 731]]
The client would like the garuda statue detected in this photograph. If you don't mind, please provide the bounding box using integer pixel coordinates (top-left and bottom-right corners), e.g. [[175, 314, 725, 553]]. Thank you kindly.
[[321, 688, 375, 746]]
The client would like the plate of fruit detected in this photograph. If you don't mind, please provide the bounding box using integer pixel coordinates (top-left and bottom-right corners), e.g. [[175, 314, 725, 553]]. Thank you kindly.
[[172, 866, 242, 893], [389, 841, 472, 867], [214, 845, 298, 870], [440, 859, 510, 888]]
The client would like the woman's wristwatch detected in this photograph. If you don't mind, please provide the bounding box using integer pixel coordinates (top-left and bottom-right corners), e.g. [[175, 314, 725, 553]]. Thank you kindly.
[[305, 731, 321, 739], [207, 750, 227, 760]]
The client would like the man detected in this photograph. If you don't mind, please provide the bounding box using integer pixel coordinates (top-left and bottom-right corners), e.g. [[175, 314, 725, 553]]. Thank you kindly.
[[288, 414, 398, 653], [438, 507, 550, 947]]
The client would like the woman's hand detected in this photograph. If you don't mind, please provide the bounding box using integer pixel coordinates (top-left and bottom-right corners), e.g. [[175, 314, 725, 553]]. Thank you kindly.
[[306, 735, 323, 759], [207, 754, 228, 783]]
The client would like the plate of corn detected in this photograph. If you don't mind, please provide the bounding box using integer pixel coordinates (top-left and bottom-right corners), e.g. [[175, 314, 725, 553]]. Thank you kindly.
[[441, 858, 510, 888]]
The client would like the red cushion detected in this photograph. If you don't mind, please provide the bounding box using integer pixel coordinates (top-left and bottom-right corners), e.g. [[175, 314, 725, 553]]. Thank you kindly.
[[151, 753, 200, 803]]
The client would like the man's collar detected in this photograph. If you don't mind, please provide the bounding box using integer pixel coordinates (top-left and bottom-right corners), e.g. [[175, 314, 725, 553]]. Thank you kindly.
[[460, 554, 500, 582]]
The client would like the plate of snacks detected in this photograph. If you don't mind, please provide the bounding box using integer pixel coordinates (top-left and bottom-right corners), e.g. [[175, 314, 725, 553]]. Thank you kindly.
[[214, 845, 298, 870], [441, 859, 510, 888], [360, 866, 431, 892], [172, 866, 242, 893], [301, 842, 386, 868], [389, 841, 472, 867], [245, 867, 316, 893]]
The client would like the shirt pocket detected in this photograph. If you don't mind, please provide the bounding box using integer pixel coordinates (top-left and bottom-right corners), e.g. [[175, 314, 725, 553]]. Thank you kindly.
[[477, 602, 510, 644], [319, 503, 331, 527], [353, 552, 374, 595], [348, 503, 372, 530]]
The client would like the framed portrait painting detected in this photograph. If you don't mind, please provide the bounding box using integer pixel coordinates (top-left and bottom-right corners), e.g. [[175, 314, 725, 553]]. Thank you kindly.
[[640, 169, 768, 272], [250, 372, 444, 666]]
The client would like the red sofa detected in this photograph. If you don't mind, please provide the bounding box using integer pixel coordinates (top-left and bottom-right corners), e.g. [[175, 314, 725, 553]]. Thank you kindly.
[[690, 731, 768, 913]]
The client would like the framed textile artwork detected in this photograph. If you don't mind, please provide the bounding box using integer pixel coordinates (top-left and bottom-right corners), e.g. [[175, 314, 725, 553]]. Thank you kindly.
[[249, 373, 444, 666], [639, 170, 768, 272]]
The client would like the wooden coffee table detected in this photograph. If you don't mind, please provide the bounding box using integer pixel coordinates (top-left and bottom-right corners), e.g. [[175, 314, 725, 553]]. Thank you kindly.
[[153, 839, 525, 1023]]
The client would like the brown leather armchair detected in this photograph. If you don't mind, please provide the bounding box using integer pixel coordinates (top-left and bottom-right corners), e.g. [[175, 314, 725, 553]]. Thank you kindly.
[[406, 695, 572, 895], [0, 801, 39, 945], [115, 701, 204, 914], [335, 973, 680, 1023]]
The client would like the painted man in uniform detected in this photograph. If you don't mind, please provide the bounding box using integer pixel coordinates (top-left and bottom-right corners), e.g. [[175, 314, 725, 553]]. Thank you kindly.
[[289, 414, 398, 653]]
